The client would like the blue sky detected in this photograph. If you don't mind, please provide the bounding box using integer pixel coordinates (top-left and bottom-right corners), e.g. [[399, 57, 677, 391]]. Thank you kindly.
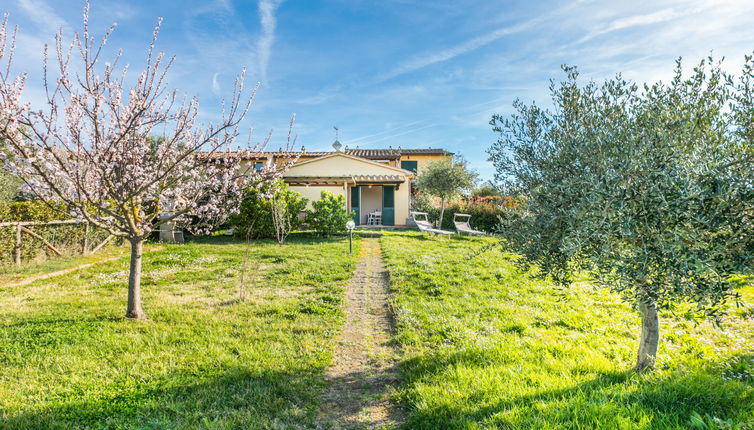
[[5, 0, 754, 181]]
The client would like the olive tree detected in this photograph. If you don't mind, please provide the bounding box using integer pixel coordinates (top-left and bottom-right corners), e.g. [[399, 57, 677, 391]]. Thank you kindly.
[[489, 58, 754, 372], [415, 156, 476, 228]]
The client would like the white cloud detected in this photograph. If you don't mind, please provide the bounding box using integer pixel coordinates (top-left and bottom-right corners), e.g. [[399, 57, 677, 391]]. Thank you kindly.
[[375, 18, 541, 83], [212, 72, 221, 95], [17, 0, 68, 32], [347, 123, 437, 147], [257, 0, 283, 83], [576, 8, 681, 44], [343, 120, 425, 145], [372, 3, 587, 84]]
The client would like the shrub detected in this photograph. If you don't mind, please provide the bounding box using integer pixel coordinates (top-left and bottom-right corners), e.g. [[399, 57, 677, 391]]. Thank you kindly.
[[412, 194, 516, 233], [0, 200, 68, 222], [472, 184, 499, 197], [308, 191, 351, 236], [231, 180, 307, 239], [0, 200, 110, 264], [410, 191, 435, 212]]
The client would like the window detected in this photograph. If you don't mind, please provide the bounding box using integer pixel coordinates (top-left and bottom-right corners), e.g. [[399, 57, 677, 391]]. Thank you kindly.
[[253, 162, 264, 171], [401, 160, 418, 173]]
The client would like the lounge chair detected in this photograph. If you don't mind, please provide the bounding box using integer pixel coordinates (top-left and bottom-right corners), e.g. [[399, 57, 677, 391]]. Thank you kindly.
[[453, 213, 486, 236], [410, 211, 454, 236]]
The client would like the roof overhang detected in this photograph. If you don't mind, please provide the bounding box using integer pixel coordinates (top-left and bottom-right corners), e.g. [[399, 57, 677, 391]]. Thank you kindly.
[[286, 152, 414, 175], [284, 174, 407, 188]]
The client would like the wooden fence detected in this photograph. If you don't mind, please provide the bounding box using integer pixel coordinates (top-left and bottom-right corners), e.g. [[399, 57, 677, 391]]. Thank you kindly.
[[0, 220, 113, 265]]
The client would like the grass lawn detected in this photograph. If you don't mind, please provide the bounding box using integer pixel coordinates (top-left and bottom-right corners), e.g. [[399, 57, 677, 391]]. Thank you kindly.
[[381, 233, 754, 429], [2, 231, 752, 429], [0, 235, 359, 429], [0, 244, 132, 286]]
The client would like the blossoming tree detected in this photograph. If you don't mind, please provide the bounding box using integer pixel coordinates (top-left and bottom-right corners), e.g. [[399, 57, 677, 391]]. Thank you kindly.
[[0, 5, 293, 319]]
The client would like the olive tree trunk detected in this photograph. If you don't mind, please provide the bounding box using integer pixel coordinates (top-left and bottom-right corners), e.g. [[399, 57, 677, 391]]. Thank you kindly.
[[126, 237, 146, 319], [636, 298, 659, 372], [438, 197, 446, 229]]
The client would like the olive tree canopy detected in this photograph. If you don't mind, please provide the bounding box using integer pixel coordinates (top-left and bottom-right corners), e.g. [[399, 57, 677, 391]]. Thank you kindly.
[[489, 57, 754, 371]]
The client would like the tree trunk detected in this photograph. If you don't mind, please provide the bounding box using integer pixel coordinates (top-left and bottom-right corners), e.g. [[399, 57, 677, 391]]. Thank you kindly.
[[635, 298, 659, 372], [438, 197, 446, 229], [126, 237, 146, 319]]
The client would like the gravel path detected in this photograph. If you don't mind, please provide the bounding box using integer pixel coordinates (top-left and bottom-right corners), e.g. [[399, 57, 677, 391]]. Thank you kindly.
[[318, 238, 403, 429]]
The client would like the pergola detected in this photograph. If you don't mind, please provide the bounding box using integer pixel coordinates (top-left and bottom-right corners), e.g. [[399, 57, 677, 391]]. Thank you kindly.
[[283, 175, 406, 189]]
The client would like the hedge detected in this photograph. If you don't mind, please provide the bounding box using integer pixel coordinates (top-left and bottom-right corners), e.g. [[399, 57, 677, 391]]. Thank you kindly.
[[0, 201, 111, 265], [413, 200, 515, 233]]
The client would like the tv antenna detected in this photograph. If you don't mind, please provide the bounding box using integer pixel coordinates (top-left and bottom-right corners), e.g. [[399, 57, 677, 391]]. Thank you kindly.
[[332, 126, 343, 152]]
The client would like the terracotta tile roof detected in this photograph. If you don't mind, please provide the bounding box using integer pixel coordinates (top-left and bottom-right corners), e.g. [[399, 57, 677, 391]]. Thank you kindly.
[[284, 174, 408, 182], [352, 174, 408, 182], [205, 147, 452, 160], [345, 149, 401, 159]]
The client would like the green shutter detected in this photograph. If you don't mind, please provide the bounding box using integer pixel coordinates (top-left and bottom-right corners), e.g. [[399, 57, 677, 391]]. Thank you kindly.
[[350, 186, 360, 225], [401, 160, 418, 173], [382, 186, 395, 226]]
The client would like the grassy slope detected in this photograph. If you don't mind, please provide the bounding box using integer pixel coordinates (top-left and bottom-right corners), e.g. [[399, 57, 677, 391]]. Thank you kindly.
[[381, 233, 754, 429], [0, 235, 359, 429]]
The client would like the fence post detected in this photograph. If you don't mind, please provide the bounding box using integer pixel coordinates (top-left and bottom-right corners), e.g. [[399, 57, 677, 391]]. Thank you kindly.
[[14, 223, 22, 265], [82, 221, 90, 254]]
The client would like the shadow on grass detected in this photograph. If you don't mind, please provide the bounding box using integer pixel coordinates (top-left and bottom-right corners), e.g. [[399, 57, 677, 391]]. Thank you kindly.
[[2, 363, 408, 429], [318, 365, 405, 429], [187, 231, 350, 243], [398, 350, 754, 429], [1, 366, 327, 429], [1, 316, 125, 361], [2, 315, 122, 328]]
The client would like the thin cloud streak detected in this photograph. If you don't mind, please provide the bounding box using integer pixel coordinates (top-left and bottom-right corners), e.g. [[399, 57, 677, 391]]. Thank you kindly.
[[374, 12, 555, 84], [211, 73, 221, 95], [577, 8, 681, 44], [17, 0, 68, 32], [351, 124, 437, 147], [343, 121, 425, 145], [257, 0, 282, 83]]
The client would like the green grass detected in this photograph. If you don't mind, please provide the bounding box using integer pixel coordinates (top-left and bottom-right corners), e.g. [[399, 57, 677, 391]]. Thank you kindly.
[[2, 231, 752, 429], [0, 235, 360, 429], [380, 233, 754, 429], [0, 244, 131, 285]]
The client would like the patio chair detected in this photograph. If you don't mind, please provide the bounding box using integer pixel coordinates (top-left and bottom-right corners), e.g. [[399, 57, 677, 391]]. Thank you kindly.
[[368, 211, 382, 225], [453, 213, 486, 236], [410, 211, 454, 236]]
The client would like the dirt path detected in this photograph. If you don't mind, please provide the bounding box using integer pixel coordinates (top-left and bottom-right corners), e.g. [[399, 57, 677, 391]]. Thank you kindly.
[[318, 238, 403, 429], [1, 246, 161, 288]]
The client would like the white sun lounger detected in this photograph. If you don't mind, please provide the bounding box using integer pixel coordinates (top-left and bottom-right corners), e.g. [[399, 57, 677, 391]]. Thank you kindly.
[[453, 213, 486, 236], [410, 211, 454, 236]]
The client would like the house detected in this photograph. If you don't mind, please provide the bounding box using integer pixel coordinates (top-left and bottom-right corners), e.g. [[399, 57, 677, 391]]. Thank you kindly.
[[240, 147, 451, 226]]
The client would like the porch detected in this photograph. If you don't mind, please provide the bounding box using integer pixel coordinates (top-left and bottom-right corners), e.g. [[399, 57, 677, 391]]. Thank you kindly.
[[281, 153, 413, 227], [348, 183, 398, 226]]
